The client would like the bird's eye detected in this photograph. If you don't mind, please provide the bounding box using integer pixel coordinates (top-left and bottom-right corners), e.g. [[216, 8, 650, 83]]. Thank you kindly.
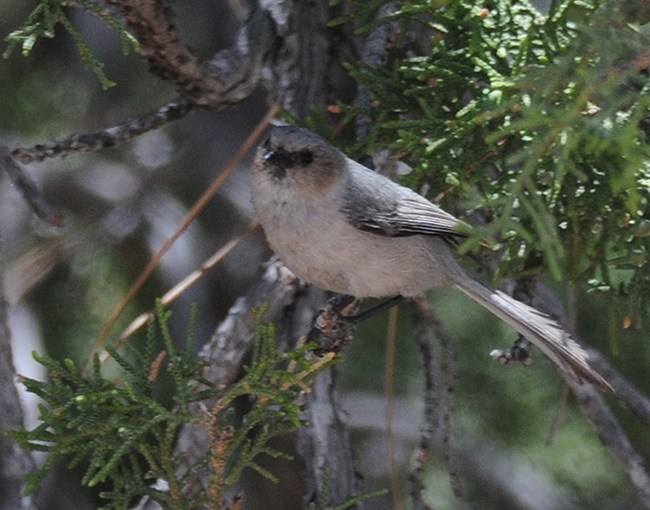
[[262, 136, 272, 149], [297, 150, 313, 166]]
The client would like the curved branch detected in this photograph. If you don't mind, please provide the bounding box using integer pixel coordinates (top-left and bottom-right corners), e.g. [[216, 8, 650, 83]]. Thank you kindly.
[[105, 0, 275, 107], [586, 348, 650, 428], [567, 379, 650, 508], [10, 3, 278, 165], [1, 145, 62, 224], [11, 97, 195, 164]]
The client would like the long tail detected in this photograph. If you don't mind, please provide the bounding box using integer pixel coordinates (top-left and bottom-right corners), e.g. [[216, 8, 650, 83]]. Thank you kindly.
[[452, 276, 611, 391]]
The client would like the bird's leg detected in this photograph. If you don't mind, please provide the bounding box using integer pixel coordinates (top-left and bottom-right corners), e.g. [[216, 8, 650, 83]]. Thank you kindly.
[[346, 295, 406, 325], [309, 295, 405, 354], [308, 294, 359, 354]]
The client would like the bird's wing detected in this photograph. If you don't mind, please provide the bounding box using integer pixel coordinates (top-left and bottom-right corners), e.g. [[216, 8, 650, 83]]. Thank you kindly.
[[341, 159, 470, 238]]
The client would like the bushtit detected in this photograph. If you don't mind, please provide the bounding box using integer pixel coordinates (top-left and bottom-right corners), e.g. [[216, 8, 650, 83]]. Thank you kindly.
[[250, 125, 609, 390]]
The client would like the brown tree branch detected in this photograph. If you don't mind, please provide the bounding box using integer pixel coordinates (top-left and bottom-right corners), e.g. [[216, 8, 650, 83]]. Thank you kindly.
[[1, 145, 62, 225], [11, 97, 195, 164], [105, 0, 274, 107], [567, 378, 650, 508], [10, 2, 277, 166]]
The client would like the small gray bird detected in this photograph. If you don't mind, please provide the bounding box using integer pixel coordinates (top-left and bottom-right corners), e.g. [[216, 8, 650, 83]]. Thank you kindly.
[[250, 125, 610, 390]]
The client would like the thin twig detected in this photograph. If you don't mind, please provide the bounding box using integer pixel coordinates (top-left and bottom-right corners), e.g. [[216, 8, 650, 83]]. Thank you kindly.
[[385, 305, 404, 510], [11, 98, 196, 164], [10, 1, 276, 165], [437, 308, 461, 498], [86, 105, 279, 369], [106, 219, 261, 354], [1, 145, 62, 225]]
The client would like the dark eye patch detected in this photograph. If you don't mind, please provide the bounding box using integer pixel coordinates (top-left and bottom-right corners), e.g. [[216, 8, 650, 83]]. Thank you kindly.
[[264, 147, 314, 169], [297, 150, 313, 166]]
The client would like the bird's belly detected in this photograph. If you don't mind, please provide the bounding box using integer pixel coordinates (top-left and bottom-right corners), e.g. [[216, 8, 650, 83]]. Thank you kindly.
[[263, 217, 454, 297]]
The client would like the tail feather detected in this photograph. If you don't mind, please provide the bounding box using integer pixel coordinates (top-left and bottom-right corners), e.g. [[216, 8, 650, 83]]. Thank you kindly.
[[452, 277, 611, 391]]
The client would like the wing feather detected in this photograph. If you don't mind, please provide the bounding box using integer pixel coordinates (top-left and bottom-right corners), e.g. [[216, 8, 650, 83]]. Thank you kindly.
[[341, 158, 469, 238]]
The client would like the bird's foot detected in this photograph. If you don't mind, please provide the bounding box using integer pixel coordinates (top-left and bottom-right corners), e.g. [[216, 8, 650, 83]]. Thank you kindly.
[[308, 294, 360, 355], [490, 335, 534, 367]]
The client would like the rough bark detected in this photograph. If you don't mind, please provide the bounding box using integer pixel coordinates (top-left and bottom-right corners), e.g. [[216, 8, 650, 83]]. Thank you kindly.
[[0, 259, 36, 510]]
